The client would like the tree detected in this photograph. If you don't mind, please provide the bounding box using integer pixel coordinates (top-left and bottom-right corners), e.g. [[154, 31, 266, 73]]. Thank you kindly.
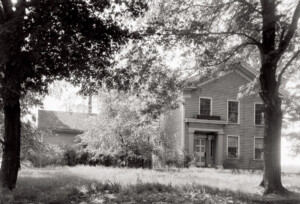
[[146, 0, 300, 194], [0, 0, 147, 189]]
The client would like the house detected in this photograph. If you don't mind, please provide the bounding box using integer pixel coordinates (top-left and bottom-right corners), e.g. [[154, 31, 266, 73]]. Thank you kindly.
[[37, 110, 92, 146], [160, 62, 268, 169]]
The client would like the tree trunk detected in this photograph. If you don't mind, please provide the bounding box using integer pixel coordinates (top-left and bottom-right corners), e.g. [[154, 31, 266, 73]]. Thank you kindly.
[[0, 62, 22, 190], [1, 94, 21, 190], [259, 59, 287, 194], [262, 95, 286, 194]]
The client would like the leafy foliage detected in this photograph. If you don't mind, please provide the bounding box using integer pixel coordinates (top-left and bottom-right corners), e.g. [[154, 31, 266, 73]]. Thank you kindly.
[[76, 91, 157, 167]]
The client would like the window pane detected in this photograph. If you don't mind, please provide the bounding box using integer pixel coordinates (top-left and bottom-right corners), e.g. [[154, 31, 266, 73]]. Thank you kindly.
[[228, 147, 238, 158], [228, 136, 238, 159], [228, 101, 238, 123], [255, 138, 264, 160], [228, 136, 238, 147], [255, 138, 263, 149], [255, 149, 264, 159], [255, 104, 264, 125], [200, 98, 211, 115]]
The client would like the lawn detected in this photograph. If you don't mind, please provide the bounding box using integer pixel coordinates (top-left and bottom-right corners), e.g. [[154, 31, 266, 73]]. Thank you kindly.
[[1, 166, 300, 203]]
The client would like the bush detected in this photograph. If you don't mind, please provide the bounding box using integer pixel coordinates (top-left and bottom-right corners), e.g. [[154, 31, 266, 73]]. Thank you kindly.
[[61, 141, 153, 168], [27, 144, 64, 167], [63, 148, 78, 166], [184, 154, 194, 168]]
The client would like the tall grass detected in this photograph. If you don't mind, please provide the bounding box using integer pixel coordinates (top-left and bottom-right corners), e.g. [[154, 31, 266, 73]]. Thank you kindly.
[[1, 166, 299, 203]]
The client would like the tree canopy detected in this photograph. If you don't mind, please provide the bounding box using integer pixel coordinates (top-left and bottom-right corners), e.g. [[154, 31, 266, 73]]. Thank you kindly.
[[143, 0, 300, 194], [0, 0, 147, 189]]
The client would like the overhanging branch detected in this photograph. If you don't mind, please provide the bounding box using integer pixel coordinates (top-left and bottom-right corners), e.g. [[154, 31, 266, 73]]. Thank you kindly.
[[277, 50, 300, 85], [160, 30, 263, 50], [235, 0, 262, 14], [201, 42, 256, 67], [278, 0, 300, 54]]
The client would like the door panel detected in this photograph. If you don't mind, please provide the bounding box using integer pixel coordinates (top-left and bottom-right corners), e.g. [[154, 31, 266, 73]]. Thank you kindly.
[[194, 138, 206, 166]]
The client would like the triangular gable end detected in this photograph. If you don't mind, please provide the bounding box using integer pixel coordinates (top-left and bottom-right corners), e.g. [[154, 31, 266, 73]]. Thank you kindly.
[[195, 62, 257, 88]]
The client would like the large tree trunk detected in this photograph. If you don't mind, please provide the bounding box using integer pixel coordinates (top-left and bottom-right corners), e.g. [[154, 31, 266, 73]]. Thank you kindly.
[[259, 60, 287, 194], [262, 94, 286, 194], [0, 62, 22, 190], [1, 93, 21, 190]]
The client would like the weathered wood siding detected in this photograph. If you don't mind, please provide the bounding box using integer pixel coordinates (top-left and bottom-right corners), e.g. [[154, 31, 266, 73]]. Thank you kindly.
[[183, 70, 264, 169], [160, 100, 185, 154]]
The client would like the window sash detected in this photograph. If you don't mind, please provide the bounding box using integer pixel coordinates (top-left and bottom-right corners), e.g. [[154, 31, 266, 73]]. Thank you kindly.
[[228, 101, 239, 123], [228, 136, 239, 159], [255, 104, 264, 125], [200, 98, 211, 115], [254, 138, 264, 160]]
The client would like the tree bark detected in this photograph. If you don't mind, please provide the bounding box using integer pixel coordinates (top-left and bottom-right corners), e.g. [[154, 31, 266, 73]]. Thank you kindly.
[[259, 60, 287, 194], [1, 93, 21, 190], [0, 62, 22, 190], [262, 94, 286, 194]]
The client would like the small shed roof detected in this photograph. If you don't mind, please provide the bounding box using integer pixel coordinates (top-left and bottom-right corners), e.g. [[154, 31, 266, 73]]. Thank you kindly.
[[38, 110, 94, 134]]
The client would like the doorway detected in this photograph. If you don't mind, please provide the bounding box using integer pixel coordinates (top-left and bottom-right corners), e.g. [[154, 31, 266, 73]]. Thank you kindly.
[[194, 137, 206, 166]]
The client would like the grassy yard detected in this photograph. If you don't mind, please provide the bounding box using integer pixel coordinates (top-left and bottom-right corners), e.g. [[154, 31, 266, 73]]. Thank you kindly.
[[1, 166, 300, 204]]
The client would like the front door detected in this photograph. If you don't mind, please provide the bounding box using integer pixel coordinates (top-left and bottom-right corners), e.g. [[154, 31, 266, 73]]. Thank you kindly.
[[194, 138, 206, 166]]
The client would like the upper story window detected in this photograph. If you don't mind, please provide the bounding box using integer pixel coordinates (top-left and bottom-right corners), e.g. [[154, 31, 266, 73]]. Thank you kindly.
[[227, 135, 239, 159], [254, 137, 264, 160], [255, 103, 264, 126], [199, 98, 211, 115], [228, 101, 239, 124]]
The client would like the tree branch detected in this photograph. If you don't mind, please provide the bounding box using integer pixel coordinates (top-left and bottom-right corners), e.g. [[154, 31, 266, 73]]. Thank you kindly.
[[201, 42, 256, 67], [159, 29, 263, 48], [278, 0, 300, 55], [234, 0, 262, 14], [1, 0, 13, 19], [277, 50, 300, 85]]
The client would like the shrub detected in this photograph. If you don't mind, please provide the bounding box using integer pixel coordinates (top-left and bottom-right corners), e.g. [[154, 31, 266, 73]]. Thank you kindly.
[[27, 144, 64, 167], [184, 154, 194, 168], [63, 148, 78, 166]]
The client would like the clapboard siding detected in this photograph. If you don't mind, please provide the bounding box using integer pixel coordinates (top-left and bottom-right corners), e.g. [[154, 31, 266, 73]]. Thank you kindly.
[[161, 101, 184, 153], [162, 68, 265, 169]]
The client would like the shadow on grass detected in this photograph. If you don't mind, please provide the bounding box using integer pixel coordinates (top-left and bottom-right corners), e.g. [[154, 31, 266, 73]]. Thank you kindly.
[[182, 184, 300, 204], [1, 172, 300, 204]]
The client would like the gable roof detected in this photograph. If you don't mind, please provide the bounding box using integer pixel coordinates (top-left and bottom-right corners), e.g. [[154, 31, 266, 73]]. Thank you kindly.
[[184, 62, 288, 97], [38, 110, 94, 134], [185, 62, 257, 89]]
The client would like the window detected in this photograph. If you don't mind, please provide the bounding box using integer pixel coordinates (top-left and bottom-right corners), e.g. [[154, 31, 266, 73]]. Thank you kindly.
[[227, 136, 239, 159], [200, 98, 211, 115], [228, 101, 239, 124], [254, 138, 264, 160], [255, 103, 264, 125]]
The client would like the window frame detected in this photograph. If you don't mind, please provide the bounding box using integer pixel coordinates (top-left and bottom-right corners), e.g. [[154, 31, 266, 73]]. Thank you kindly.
[[227, 100, 240, 124], [199, 97, 212, 116], [253, 137, 264, 160], [254, 102, 264, 126], [227, 135, 240, 159]]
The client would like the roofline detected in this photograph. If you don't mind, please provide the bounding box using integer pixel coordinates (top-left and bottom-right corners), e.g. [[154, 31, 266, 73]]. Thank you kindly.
[[195, 68, 254, 88], [239, 62, 259, 76], [195, 70, 234, 88]]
